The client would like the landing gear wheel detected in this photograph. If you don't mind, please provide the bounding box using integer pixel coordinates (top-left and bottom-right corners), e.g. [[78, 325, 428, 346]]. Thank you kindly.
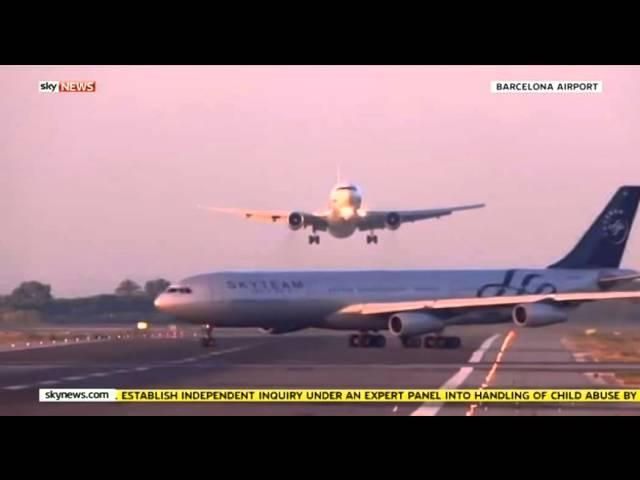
[[445, 337, 462, 349], [401, 337, 422, 349], [308, 235, 320, 245], [424, 336, 437, 349], [435, 337, 449, 349], [349, 333, 386, 348], [366, 234, 379, 245], [424, 336, 462, 349], [373, 335, 386, 348]]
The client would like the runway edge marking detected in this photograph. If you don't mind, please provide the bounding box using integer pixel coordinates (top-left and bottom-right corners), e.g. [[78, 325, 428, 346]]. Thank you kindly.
[[410, 334, 501, 417]]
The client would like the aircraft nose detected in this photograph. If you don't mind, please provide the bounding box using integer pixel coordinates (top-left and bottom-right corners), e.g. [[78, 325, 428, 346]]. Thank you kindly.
[[154, 293, 169, 311]]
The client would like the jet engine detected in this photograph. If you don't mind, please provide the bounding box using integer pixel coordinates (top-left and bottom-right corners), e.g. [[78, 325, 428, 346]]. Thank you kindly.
[[288, 212, 304, 231], [385, 212, 402, 230], [512, 303, 569, 328], [388, 312, 444, 337]]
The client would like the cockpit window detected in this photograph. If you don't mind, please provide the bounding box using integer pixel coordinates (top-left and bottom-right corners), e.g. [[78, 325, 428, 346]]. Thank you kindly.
[[167, 287, 192, 294], [336, 186, 357, 191]]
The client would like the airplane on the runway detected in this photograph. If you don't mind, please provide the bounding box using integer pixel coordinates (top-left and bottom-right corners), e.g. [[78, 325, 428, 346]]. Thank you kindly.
[[156, 186, 640, 350], [199, 180, 484, 245]]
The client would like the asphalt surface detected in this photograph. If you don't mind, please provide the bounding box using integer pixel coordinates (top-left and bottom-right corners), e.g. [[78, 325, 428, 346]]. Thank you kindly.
[[0, 324, 639, 416]]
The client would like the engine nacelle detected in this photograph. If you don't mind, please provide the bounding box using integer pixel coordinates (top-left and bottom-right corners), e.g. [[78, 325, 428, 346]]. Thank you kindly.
[[259, 325, 306, 335], [385, 212, 402, 230], [388, 312, 444, 337], [288, 212, 304, 231], [512, 303, 569, 328]]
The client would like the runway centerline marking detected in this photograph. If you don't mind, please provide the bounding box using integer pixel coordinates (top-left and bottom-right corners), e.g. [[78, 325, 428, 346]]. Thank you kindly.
[[38, 380, 61, 386], [206, 345, 258, 357], [410, 334, 501, 417]]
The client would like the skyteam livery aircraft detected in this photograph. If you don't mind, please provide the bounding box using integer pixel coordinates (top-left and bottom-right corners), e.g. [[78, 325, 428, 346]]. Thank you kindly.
[[157, 186, 640, 349], [200, 179, 484, 245]]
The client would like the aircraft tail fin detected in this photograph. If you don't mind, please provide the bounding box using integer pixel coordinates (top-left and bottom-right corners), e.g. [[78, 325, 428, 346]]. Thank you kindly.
[[548, 186, 640, 269]]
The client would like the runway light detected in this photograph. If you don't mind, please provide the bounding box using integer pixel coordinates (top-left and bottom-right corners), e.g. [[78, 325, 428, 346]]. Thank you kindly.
[[585, 329, 597, 336], [26, 342, 30, 347], [10, 344, 15, 348], [137, 321, 149, 331]]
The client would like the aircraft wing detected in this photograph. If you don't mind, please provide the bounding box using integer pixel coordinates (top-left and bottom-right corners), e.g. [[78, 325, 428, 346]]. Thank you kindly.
[[199, 207, 329, 230], [339, 290, 640, 315], [357, 203, 485, 230]]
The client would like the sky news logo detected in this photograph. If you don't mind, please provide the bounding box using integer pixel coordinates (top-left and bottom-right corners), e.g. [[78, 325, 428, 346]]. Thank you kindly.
[[39, 80, 96, 93]]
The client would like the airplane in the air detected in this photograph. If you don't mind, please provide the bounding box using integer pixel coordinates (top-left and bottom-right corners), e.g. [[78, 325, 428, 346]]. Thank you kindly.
[[199, 180, 485, 245], [157, 186, 640, 349]]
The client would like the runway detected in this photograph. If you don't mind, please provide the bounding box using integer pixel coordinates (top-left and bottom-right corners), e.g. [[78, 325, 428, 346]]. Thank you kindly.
[[0, 324, 638, 416]]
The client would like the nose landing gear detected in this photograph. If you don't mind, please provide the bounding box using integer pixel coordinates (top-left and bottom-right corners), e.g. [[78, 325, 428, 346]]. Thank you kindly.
[[200, 324, 216, 347], [308, 234, 320, 245]]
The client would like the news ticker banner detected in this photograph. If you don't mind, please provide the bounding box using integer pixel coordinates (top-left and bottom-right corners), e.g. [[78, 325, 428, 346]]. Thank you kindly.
[[39, 389, 640, 403]]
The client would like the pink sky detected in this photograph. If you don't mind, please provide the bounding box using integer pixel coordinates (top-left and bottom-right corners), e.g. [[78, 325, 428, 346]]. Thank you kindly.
[[1, 66, 639, 297]]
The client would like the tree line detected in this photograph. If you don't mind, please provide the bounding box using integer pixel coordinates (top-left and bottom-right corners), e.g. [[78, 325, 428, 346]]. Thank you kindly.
[[0, 279, 171, 311]]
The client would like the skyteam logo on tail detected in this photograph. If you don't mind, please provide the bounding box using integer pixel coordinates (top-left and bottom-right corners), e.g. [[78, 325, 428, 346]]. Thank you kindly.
[[602, 209, 629, 245], [477, 270, 557, 297]]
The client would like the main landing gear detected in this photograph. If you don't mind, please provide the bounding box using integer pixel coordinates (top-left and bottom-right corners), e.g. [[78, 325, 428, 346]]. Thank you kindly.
[[200, 324, 216, 347], [401, 335, 462, 349], [308, 234, 320, 245], [366, 232, 378, 245], [348, 332, 387, 348]]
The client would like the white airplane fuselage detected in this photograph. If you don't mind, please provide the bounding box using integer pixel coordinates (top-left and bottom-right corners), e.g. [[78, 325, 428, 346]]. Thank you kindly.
[[153, 267, 635, 330]]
